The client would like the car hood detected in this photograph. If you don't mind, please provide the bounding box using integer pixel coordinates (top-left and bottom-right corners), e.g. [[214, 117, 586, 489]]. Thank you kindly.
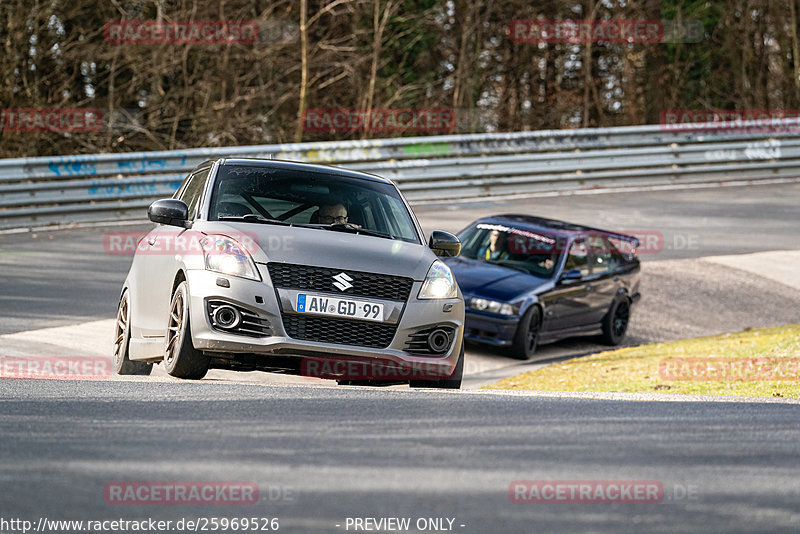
[[444, 256, 551, 301], [196, 221, 434, 280]]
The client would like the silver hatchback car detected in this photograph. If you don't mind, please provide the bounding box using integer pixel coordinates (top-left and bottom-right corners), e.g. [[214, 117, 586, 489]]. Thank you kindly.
[[113, 158, 465, 388]]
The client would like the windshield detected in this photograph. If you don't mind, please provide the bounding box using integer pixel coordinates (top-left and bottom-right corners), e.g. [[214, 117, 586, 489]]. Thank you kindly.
[[208, 165, 420, 243], [459, 223, 560, 277]]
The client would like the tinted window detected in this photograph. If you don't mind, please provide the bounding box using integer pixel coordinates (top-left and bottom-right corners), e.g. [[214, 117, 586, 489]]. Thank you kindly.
[[590, 247, 613, 274], [589, 237, 623, 274], [564, 238, 590, 276]]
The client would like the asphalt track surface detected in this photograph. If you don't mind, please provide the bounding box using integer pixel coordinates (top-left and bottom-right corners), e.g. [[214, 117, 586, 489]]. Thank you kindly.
[[1, 182, 800, 533]]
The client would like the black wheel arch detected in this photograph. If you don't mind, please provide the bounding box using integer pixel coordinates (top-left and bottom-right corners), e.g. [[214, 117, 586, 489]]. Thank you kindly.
[[520, 300, 545, 329], [171, 270, 187, 295]]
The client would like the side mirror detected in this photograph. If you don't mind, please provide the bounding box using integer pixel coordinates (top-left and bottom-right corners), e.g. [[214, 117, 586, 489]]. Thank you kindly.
[[558, 269, 583, 283], [148, 199, 189, 228], [429, 230, 461, 257]]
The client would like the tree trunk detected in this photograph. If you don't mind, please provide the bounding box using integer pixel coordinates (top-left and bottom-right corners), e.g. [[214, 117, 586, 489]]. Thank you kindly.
[[294, 0, 309, 142]]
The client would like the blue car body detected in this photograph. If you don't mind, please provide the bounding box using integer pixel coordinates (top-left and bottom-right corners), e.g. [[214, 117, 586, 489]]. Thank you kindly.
[[443, 214, 641, 356]]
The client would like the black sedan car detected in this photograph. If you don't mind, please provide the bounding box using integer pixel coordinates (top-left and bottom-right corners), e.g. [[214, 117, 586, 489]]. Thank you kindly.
[[443, 215, 641, 359]]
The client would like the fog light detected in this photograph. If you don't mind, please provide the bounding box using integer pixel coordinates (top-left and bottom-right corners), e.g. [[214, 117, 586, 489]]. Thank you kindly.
[[427, 328, 451, 353], [213, 305, 241, 329]]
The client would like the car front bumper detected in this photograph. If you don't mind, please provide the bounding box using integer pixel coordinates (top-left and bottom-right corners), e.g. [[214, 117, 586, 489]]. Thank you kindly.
[[185, 268, 464, 380], [463, 309, 519, 347]]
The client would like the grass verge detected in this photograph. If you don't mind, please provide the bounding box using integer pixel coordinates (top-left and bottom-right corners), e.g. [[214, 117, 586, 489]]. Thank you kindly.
[[485, 324, 800, 398]]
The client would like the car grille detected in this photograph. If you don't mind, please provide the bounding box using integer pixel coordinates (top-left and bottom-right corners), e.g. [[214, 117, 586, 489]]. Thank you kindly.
[[267, 263, 414, 301], [281, 314, 397, 349]]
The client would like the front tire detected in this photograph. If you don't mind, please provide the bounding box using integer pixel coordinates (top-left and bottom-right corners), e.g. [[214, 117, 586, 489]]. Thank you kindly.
[[410, 344, 464, 390], [509, 306, 541, 360], [601, 298, 630, 346], [164, 281, 209, 379], [112, 291, 152, 375]]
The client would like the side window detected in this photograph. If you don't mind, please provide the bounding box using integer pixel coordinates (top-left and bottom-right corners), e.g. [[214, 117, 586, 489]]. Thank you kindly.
[[377, 196, 415, 238], [587, 235, 611, 274], [592, 237, 624, 274], [564, 238, 590, 276], [179, 168, 210, 220], [590, 248, 614, 274]]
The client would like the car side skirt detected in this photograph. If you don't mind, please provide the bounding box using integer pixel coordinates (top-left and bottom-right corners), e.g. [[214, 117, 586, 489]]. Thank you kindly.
[[129, 336, 165, 361]]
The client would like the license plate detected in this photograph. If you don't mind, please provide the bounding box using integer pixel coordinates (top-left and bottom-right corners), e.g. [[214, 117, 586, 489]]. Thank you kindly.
[[296, 294, 384, 322]]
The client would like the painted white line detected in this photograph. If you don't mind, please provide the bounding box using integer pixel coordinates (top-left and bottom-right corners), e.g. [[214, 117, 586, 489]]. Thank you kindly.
[[461, 388, 800, 404]]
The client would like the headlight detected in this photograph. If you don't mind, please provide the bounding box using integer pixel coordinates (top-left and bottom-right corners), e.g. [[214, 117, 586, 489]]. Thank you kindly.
[[201, 236, 260, 280], [418, 260, 458, 299], [469, 297, 518, 315]]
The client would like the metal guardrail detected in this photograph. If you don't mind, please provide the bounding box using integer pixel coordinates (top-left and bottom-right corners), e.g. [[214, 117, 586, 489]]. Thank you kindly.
[[1, 122, 798, 230]]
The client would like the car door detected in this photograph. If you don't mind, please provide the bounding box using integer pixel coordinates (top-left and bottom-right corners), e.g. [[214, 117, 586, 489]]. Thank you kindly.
[[136, 167, 211, 337], [583, 235, 622, 325], [542, 237, 595, 331]]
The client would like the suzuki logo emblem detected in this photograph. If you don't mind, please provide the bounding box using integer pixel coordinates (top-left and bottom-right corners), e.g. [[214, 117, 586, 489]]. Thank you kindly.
[[332, 272, 353, 291]]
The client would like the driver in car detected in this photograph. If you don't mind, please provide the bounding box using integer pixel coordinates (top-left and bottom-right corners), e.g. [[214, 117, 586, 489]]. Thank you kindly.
[[479, 229, 509, 261], [318, 202, 349, 224], [316, 201, 362, 228]]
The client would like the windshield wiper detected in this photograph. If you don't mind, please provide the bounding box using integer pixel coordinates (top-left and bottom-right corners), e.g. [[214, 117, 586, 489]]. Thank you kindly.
[[320, 223, 397, 240], [217, 214, 293, 226]]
